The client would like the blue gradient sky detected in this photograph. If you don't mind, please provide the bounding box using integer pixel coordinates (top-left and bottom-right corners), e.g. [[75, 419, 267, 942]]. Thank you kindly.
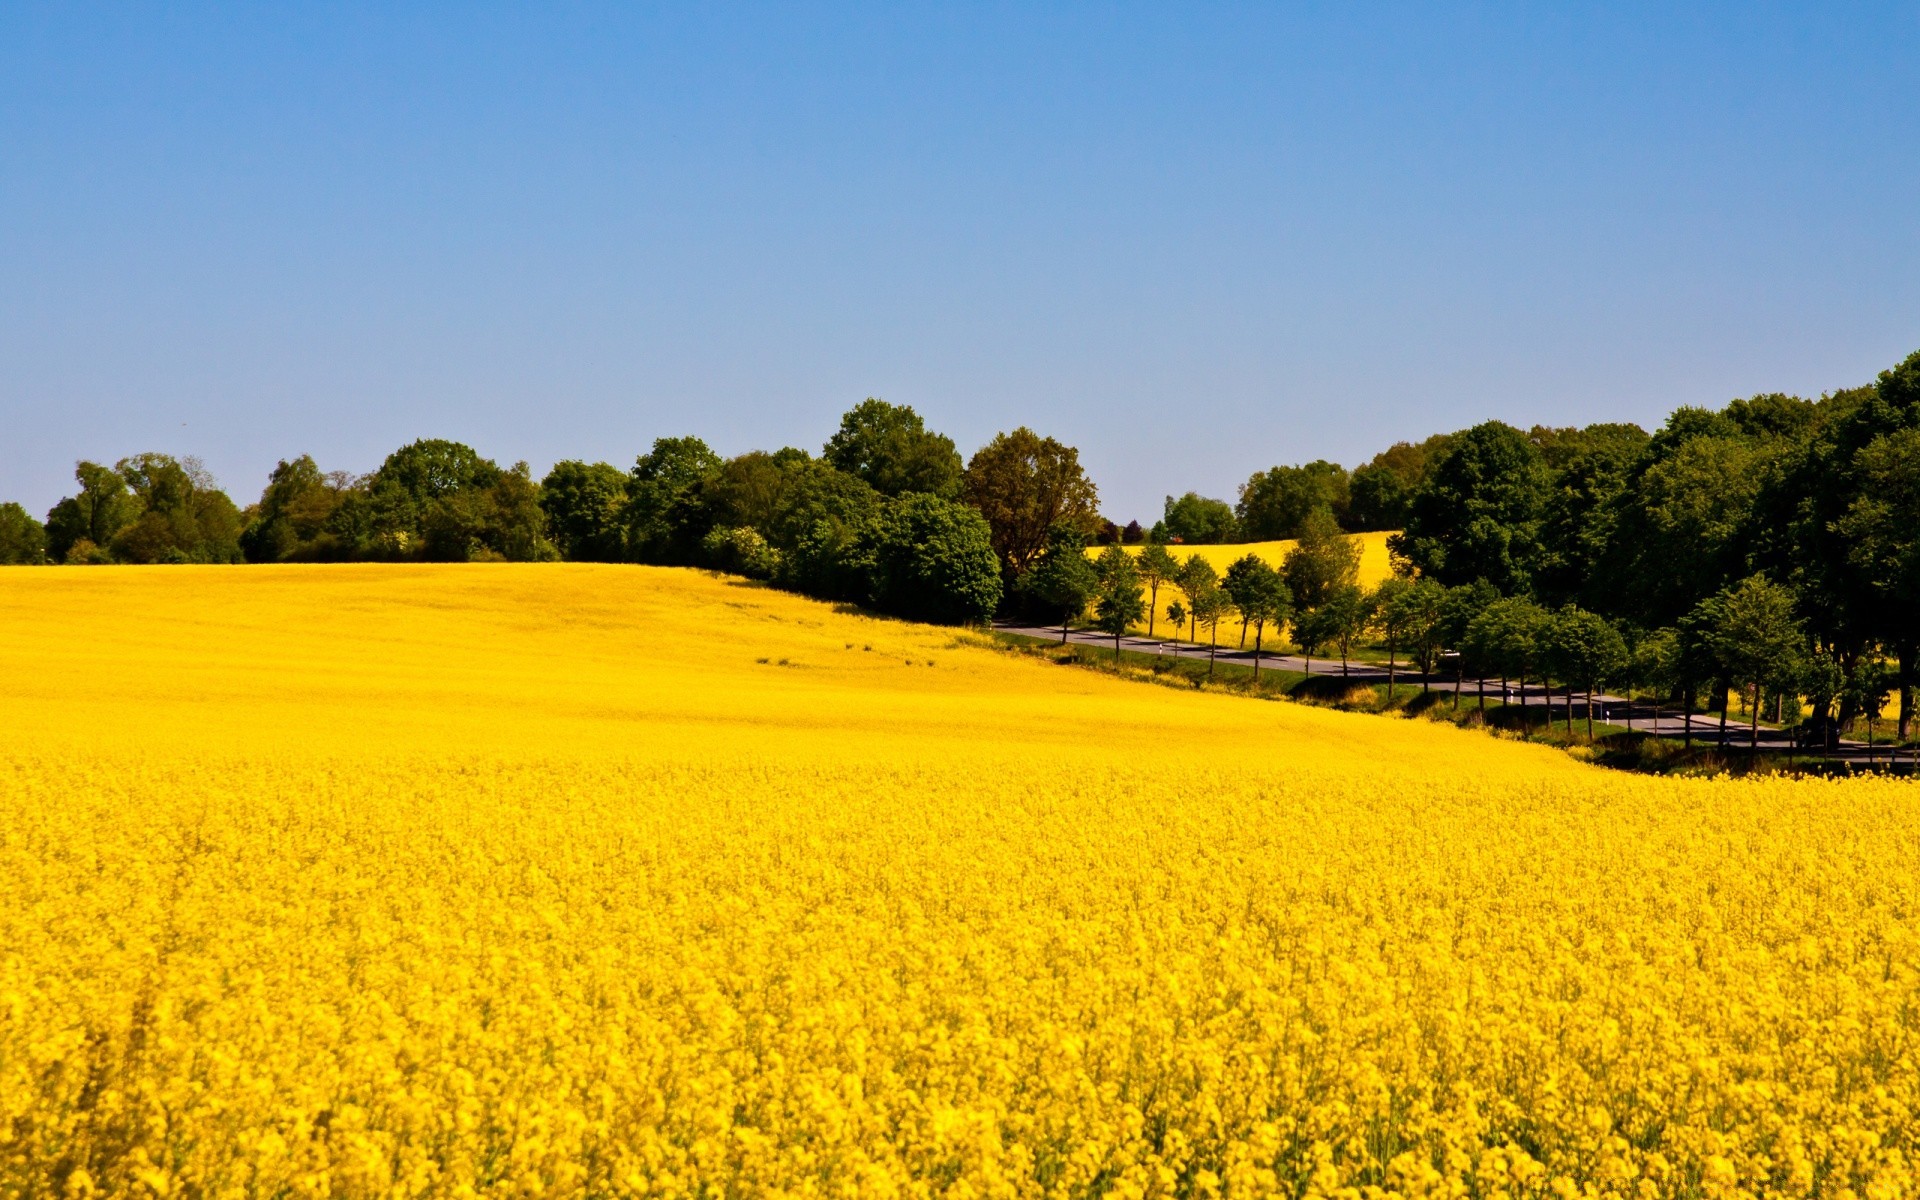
[[5, 4, 1918, 522]]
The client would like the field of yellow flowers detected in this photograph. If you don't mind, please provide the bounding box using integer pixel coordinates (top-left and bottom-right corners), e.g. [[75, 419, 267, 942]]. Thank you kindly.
[[3, 564, 1917, 1198]]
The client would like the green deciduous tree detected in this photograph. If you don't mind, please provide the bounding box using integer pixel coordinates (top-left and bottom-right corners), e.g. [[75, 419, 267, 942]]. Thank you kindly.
[[1235, 461, 1349, 539], [1222, 554, 1291, 679], [1175, 555, 1220, 645], [823, 398, 964, 499], [1026, 526, 1100, 642], [1542, 606, 1629, 738], [1708, 575, 1807, 752], [242, 456, 356, 562], [1092, 545, 1146, 658], [0, 502, 49, 564], [625, 437, 725, 564], [859, 494, 1004, 625], [540, 460, 631, 561], [1281, 508, 1361, 611], [1391, 421, 1548, 593], [1134, 543, 1179, 638], [963, 428, 1100, 578], [45, 462, 140, 561], [1152, 492, 1238, 544]]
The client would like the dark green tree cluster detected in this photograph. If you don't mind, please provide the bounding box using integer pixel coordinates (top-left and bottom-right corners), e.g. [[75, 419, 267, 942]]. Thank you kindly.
[[537, 400, 1010, 625], [35, 455, 243, 564], [2, 398, 1107, 629], [1380, 350, 1920, 746]]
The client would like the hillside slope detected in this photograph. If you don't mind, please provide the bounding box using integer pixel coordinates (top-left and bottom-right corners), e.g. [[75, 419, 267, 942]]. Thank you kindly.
[[2, 565, 1916, 1197]]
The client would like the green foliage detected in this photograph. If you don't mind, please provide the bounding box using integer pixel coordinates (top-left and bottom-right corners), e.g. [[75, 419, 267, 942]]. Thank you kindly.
[[45, 462, 140, 560], [1542, 606, 1629, 691], [342, 442, 555, 562], [1392, 421, 1548, 593], [1346, 435, 1452, 532], [1235, 461, 1348, 540], [1463, 596, 1549, 681], [1151, 492, 1238, 544], [1025, 526, 1101, 633], [701, 526, 783, 580], [858, 494, 1003, 625], [1134, 542, 1180, 637], [963, 428, 1101, 577], [625, 437, 725, 563], [0, 502, 49, 564], [1280, 508, 1360, 610], [1091, 545, 1147, 647], [1222, 554, 1291, 659], [540, 461, 630, 562], [242, 456, 354, 562], [706, 452, 881, 558], [1380, 577, 1448, 675], [823, 398, 963, 499], [1707, 576, 1805, 701]]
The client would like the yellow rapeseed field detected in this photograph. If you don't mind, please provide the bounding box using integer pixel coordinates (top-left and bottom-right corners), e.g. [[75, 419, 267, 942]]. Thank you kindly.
[[1092, 532, 1397, 592], [3, 564, 1917, 1199]]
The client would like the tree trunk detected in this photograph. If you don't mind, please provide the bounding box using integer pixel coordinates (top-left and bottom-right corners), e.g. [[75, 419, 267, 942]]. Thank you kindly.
[[1114, 627, 1122, 661], [1478, 673, 1486, 714], [1208, 627, 1218, 679], [1751, 682, 1761, 752], [1146, 583, 1158, 638], [1901, 644, 1916, 742], [1060, 610, 1070, 644], [1387, 639, 1396, 701], [1683, 681, 1693, 749], [1253, 622, 1263, 681], [1586, 685, 1595, 740], [1238, 618, 1247, 649]]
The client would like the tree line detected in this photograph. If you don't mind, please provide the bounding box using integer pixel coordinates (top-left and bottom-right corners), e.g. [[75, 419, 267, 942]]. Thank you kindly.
[[0, 401, 1109, 628], [1018, 348, 1919, 751], [2, 349, 1914, 746]]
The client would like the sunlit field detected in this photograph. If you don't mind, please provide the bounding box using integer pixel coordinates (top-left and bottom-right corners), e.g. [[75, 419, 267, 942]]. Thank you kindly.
[[1086, 533, 1398, 638], [1123, 531, 1397, 588], [3, 565, 1917, 1197]]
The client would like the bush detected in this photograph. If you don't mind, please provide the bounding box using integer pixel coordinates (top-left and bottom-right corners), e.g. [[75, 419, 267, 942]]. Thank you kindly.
[[702, 526, 783, 580], [859, 494, 1002, 625]]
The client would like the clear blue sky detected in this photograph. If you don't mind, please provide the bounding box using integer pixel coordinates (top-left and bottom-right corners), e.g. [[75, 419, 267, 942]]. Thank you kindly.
[[5, 4, 1917, 523]]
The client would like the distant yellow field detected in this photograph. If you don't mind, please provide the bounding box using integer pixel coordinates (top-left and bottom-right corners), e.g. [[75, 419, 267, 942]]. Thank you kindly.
[[1085, 531, 1397, 638], [3, 564, 1917, 1197]]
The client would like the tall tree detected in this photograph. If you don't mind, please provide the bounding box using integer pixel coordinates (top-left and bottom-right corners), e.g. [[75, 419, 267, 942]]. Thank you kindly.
[[539, 460, 631, 562], [1833, 426, 1920, 741], [1542, 606, 1629, 738], [1175, 555, 1220, 645], [1235, 461, 1350, 540], [1223, 554, 1291, 680], [625, 437, 725, 564], [962, 428, 1100, 578], [44, 461, 140, 561], [1091, 545, 1146, 659], [1346, 434, 1454, 532], [1709, 576, 1807, 752], [1391, 421, 1548, 593], [1152, 492, 1238, 544], [242, 455, 352, 562], [104, 454, 244, 564], [858, 494, 1003, 625], [1026, 526, 1100, 642], [0, 502, 48, 564], [1281, 508, 1361, 611], [823, 398, 964, 498], [1135, 543, 1179, 638]]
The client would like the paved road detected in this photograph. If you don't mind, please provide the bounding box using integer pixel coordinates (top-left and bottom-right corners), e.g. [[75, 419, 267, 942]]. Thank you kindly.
[[995, 621, 1915, 769]]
